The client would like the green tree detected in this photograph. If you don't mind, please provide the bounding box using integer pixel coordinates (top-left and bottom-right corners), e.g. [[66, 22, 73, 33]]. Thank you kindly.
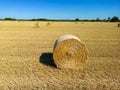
[[75, 18, 79, 21], [110, 16, 119, 22], [103, 19, 107, 22], [4, 18, 16, 21], [96, 17, 100, 21], [107, 17, 111, 22]]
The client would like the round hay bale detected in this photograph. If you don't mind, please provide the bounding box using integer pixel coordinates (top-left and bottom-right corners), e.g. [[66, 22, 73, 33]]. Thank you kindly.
[[34, 22, 40, 28], [46, 22, 51, 26], [118, 23, 120, 27], [53, 35, 88, 69]]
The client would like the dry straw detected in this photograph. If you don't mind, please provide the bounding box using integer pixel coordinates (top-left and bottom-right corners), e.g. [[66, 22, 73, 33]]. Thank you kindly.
[[46, 22, 51, 26], [74, 21, 78, 24], [53, 35, 88, 69], [34, 22, 40, 28]]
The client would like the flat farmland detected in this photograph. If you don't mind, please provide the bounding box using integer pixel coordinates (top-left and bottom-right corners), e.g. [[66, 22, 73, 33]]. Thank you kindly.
[[0, 21, 120, 90]]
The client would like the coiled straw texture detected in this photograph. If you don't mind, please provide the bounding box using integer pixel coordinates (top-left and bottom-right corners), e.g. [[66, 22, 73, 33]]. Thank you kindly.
[[53, 35, 88, 69]]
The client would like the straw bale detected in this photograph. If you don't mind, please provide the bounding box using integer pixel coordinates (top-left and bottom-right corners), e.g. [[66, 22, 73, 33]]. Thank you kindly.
[[53, 35, 88, 69], [34, 22, 40, 28], [46, 22, 51, 26]]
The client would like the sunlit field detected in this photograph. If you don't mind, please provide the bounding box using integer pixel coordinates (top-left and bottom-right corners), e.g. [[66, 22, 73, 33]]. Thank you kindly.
[[0, 21, 120, 90]]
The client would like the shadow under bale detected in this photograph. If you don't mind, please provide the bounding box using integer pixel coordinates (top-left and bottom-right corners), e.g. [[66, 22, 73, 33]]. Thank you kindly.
[[39, 53, 57, 68], [118, 23, 120, 27]]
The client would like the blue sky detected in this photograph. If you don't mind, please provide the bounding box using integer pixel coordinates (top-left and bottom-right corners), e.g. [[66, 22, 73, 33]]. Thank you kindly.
[[0, 0, 120, 19]]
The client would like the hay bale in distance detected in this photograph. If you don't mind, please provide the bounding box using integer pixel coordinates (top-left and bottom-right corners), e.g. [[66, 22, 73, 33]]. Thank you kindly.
[[46, 22, 51, 26], [53, 35, 88, 69], [74, 21, 78, 24], [34, 22, 40, 28]]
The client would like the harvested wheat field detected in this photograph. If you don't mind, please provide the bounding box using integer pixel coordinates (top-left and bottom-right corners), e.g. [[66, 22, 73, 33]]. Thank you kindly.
[[0, 21, 120, 90]]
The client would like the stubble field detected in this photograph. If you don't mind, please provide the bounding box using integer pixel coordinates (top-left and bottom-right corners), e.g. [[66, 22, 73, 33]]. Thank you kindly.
[[0, 21, 120, 90]]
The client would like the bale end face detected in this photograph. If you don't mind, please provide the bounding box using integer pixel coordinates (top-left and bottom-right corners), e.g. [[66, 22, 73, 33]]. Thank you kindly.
[[53, 35, 88, 69]]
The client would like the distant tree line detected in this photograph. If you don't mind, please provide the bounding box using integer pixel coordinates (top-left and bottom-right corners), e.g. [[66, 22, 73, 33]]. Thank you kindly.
[[0, 16, 119, 22], [75, 16, 120, 22], [4, 18, 16, 21], [30, 18, 48, 21]]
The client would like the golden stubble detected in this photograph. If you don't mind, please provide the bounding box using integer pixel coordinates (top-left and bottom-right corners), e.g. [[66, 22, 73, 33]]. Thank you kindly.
[[0, 21, 120, 89]]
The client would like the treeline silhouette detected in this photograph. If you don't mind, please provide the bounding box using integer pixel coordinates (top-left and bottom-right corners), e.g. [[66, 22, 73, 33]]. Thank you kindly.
[[0, 16, 119, 22]]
